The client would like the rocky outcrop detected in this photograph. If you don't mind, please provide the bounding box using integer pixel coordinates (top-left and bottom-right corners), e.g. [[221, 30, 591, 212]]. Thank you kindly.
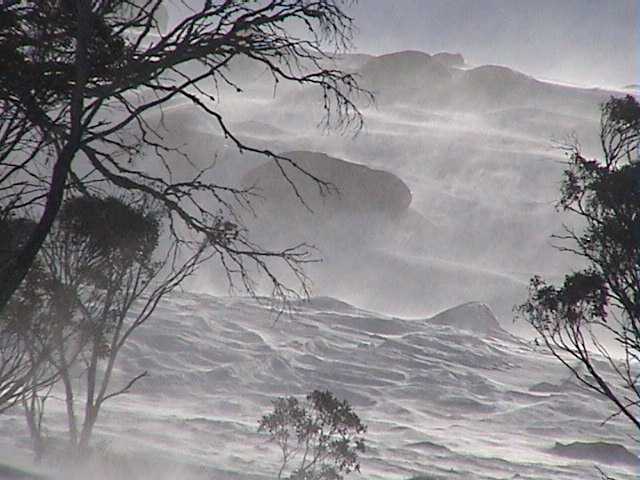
[[358, 50, 452, 103], [428, 302, 505, 336], [241, 151, 412, 215], [550, 441, 639, 467], [432, 52, 465, 68]]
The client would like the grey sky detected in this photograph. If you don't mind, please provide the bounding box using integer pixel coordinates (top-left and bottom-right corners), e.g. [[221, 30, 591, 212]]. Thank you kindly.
[[346, 0, 638, 88]]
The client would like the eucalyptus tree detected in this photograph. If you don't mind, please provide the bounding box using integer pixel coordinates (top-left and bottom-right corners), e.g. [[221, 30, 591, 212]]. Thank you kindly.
[[518, 95, 640, 432], [21, 194, 204, 455], [0, 217, 57, 415]]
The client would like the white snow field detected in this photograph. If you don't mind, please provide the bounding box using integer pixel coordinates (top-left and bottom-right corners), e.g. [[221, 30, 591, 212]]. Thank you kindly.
[[0, 293, 637, 479], [2, 50, 638, 478]]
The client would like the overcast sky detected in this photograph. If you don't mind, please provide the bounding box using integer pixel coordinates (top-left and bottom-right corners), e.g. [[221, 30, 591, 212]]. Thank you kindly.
[[346, 0, 638, 88]]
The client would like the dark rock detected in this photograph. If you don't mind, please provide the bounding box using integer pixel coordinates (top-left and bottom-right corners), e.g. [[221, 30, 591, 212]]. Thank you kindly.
[[241, 150, 412, 215], [550, 441, 640, 467]]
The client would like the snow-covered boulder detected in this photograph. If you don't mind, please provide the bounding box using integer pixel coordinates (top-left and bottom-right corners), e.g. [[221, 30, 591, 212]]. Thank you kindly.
[[428, 301, 505, 336], [550, 441, 640, 467]]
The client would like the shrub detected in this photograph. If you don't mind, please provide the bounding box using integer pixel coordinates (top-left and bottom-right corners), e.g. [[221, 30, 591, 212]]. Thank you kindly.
[[259, 390, 367, 480]]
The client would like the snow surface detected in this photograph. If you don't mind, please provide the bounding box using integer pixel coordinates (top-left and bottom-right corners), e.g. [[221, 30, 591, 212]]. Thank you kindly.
[[0, 293, 636, 479], [3, 50, 638, 479]]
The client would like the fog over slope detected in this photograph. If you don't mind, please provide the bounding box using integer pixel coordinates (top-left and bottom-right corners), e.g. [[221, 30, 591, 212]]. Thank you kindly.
[[132, 49, 618, 332], [1, 39, 638, 478], [346, 0, 638, 90]]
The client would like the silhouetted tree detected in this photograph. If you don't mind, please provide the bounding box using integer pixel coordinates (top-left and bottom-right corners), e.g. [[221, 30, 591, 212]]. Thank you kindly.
[[0, 0, 369, 312], [0, 217, 58, 415], [21, 194, 203, 456], [517, 95, 640, 432], [259, 390, 367, 480]]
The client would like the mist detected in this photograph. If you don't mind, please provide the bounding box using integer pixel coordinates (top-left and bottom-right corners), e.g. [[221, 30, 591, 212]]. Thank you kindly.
[[136, 50, 611, 335], [346, 0, 638, 89], [1, 2, 638, 479]]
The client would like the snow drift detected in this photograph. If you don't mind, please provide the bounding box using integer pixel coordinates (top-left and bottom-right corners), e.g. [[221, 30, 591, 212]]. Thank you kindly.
[[0, 293, 635, 480]]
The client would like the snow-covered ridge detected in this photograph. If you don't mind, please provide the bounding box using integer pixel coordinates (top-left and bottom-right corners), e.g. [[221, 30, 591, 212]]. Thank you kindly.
[[1, 292, 635, 479], [427, 302, 504, 336], [8, 45, 634, 479]]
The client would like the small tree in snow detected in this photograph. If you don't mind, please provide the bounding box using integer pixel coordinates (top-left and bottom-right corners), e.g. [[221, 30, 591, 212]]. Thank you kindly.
[[259, 390, 367, 480], [22, 194, 204, 456]]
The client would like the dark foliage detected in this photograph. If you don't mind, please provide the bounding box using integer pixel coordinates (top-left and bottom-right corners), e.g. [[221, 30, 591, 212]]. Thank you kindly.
[[0, 218, 57, 412], [259, 390, 367, 480], [517, 95, 640, 431], [0, 1, 126, 111], [3, 194, 202, 455], [58, 196, 160, 265]]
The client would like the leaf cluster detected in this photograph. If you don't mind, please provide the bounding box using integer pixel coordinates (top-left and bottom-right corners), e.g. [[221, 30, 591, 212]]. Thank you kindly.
[[259, 390, 367, 480], [58, 195, 161, 266], [0, 1, 127, 110]]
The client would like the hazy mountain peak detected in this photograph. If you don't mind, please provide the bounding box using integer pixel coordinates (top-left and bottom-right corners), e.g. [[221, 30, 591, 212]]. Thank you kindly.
[[464, 64, 534, 84], [432, 51, 465, 68], [360, 49, 449, 73], [373, 49, 432, 62], [428, 301, 504, 336]]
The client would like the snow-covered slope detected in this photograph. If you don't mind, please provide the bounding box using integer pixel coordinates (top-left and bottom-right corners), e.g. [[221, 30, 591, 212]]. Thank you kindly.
[[183, 49, 628, 328], [1, 293, 635, 480], [108, 49, 631, 330], [8, 50, 634, 478]]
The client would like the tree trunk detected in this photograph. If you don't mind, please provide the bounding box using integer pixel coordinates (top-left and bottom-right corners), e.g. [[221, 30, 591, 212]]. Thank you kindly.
[[0, 144, 77, 312], [78, 406, 97, 455], [22, 394, 45, 462], [79, 337, 100, 455], [0, 1, 92, 313]]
